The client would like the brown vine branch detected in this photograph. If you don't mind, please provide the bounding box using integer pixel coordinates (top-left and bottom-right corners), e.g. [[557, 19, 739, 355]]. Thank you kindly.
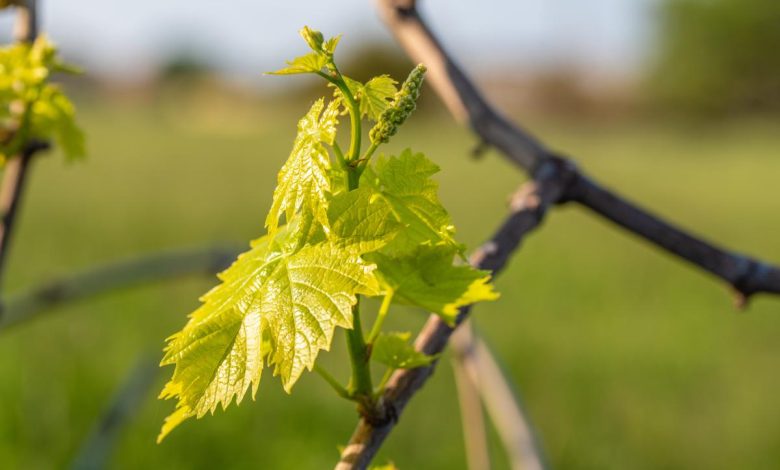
[[0, 0, 44, 290], [0, 245, 240, 331], [335, 161, 568, 468], [376, 0, 780, 305], [335, 1, 780, 467], [12, 0, 38, 43], [0, 141, 48, 289]]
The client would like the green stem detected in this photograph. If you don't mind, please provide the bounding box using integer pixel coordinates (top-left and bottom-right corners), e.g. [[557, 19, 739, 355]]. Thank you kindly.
[[316, 68, 362, 190], [374, 368, 395, 397], [313, 364, 351, 400], [338, 82, 361, 164], [316, 70, 361, 164], [345, 298, 373, 398], [356, 141, 379, 179], [317, 65, 375, 407], [347, 162, 360, 191], [367, 290, 394, 344], [332, 141, 347, 169]]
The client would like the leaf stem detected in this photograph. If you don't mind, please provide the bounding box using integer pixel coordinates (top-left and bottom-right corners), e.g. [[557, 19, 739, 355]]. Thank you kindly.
[[367, 290, 394, 344], [374, 367, 394, 397], [356, 141, 379, 178], [316, 69, 361, 163], [317, 61, 376, 409], [361, 141, 379, 162], [313, 364, 351, 400], [332, 141, 347, 168], [345, 298, 373, 400], [317, 67, 362, 190]]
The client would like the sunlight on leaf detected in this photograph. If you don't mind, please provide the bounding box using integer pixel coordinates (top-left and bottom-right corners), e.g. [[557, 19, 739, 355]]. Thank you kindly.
[[361, 149, 461, 254], [265, 98, 340, 233], [158, 230, 379, 439], [370, 245, 499, 324]]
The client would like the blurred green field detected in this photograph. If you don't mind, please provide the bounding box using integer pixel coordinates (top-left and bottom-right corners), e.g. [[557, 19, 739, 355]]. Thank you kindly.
[[1, 89, 779, 469]]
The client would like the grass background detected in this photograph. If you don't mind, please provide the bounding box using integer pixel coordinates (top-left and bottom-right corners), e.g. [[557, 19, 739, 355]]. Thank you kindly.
[[0, 88, 778, 469]]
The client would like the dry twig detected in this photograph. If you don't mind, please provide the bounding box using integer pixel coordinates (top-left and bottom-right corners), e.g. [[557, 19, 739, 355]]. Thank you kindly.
[[375, 0, 780, 304], [333, 1, 780, 467]]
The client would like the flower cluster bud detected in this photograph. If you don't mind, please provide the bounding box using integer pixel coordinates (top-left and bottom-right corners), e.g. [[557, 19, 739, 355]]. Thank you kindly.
[[369, 64, 427, 144]]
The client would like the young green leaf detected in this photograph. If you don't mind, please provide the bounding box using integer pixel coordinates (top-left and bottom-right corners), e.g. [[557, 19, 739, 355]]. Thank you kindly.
[[268, 27, 341, 75], [322, 35, 341, 57], [265, 98, 339, 233], [334, 75, 398, 121], [158, 231, 379, 440], [328, 186, 401, 253], [267, 52, 327, 76], [361, 149, 460, 253], [300, 26, 325, 53], [360, 76, 399, 120], [369, 245, 499, 324], [31, 86, 85, 158], [372, 331, 436, 369]]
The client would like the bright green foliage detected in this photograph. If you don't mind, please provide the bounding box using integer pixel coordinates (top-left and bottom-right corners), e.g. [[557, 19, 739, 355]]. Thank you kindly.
[[265, 98, 339, 233], [0, 36, 84, 164], [159, 26, 497, 441], [370, 246, 499, 325], [336, 75, 398, 121], [299, 25, 340, 59], [300, 26, 325, 53], [328, 186, 401, 253], [372, 332, 437, 369], [268, 27, 342, 76], [267, 52, 327, 76], [361, 149, 460, 253], [158, 229, 379, 441]]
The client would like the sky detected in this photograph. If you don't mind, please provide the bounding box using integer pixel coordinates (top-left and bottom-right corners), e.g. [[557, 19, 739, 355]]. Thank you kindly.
[[1, 0, 658, 82]]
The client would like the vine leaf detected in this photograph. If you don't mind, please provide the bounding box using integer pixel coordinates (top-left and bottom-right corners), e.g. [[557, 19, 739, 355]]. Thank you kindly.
[[369, 245, 499, 324], [268, 27, 341, 76], [336, 75, 398, 121], [328, 186, 401, 253], [267, 52, 327, 75], [31, 86, 85, 158], [322, 35, 341, 56], [359, 76, 398, 120], [265, 98, 339, 233], [158, 232, 379, 441], [361, 149, 460, 253], [372, 332, 437, 369]]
